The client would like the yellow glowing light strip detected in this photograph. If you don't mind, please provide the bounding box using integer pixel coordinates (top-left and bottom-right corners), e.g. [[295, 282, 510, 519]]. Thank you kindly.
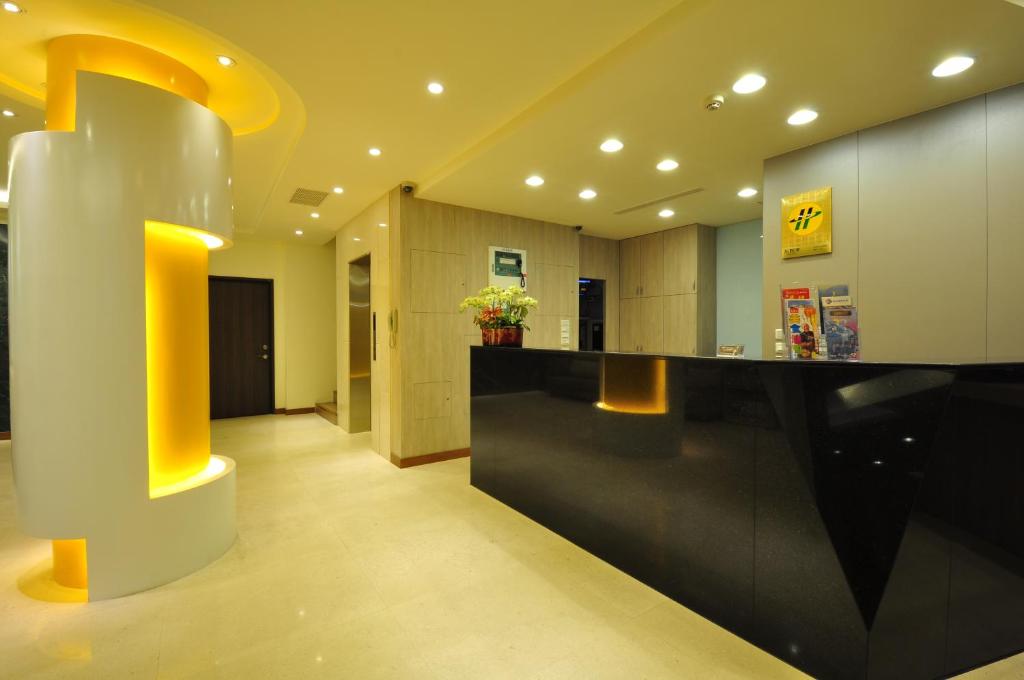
[[594, 399, 667, 415], [150, 455, 231, 499], [146, 221, 229, 250]]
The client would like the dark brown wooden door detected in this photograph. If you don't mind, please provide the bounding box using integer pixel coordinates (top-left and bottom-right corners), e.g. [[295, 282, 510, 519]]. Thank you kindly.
[[209, 276, 274, 419]]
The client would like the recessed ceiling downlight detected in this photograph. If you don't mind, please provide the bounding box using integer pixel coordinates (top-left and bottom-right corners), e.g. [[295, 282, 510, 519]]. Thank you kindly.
[[659, 208, 675, 218], [310, 212, 320, 219], [1, 109, 15, 117], [216, 55, 236, 68], [738, 187, 759, 198], [295, 229, 304, 236], [368, 147, 382, 157], [579, 189, 597, 200], [732, 73, 767, 94], [600, 138, 624, 153], [787, 109, 818, 126], [427, 82, 444, 94], [932, 56, 974, 78], [656, 159, 679, 172], [3, 2, 24, 13], [332, 186, 344, 194], [525, 175, 545, 187]]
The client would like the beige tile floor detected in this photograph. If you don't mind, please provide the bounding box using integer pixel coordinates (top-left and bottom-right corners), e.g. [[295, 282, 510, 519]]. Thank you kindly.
[[0, 414, 1020, 679]]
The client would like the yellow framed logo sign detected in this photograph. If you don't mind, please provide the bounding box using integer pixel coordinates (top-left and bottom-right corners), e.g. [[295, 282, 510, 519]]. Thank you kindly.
[[781, 186, 832, 259]]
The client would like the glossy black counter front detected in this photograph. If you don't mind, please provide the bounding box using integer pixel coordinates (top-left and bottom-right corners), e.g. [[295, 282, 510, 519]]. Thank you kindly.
[[469, 347, 1024, 680]]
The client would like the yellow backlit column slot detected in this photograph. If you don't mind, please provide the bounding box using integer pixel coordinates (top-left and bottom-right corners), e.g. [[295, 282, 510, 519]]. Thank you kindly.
[[52, 539, 88, 590], [145, 222, 212, 493]]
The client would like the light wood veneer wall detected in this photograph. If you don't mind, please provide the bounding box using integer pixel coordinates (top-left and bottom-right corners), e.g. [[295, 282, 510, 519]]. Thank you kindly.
[[389, 190, 579, 461]]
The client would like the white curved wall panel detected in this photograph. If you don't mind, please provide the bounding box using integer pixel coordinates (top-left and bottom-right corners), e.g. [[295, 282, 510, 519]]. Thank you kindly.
[[8, 72, 236, 600]]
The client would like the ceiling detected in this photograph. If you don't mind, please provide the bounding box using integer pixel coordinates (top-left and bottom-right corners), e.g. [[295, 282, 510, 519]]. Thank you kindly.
[[2, 0, 1024, 242]]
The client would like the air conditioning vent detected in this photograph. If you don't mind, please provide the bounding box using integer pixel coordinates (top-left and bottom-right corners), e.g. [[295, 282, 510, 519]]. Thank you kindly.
[[615, 187, 704, 215], [289, 188, 329, 207]]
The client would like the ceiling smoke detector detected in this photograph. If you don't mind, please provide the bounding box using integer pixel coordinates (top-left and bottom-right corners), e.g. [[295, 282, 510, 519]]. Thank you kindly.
[[704, 94, 725, 111]]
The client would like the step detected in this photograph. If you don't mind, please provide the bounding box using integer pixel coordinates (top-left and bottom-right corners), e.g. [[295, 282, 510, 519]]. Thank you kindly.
[[315, 401, 338, 426]]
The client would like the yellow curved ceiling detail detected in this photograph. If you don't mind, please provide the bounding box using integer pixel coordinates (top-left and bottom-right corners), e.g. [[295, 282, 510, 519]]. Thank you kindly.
[[0, 0, 287, 136]]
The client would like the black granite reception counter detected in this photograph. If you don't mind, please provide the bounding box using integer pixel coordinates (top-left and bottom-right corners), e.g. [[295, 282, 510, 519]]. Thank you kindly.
[[469, 347, 1024, 680]]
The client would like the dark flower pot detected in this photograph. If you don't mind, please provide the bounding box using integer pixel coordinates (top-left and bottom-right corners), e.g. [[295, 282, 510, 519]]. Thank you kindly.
[[482, 327, 523, 347]]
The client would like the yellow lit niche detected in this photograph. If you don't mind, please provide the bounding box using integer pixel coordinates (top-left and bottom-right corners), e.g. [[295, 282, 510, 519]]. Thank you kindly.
[[52, 539, 88, 591], [145, 221, 220, 495], [596, 355, 668, 415], [46, 34, 209, 132]]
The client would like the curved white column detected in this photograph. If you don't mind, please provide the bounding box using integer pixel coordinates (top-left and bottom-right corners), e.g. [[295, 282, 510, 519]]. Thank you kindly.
[[8, 71, 236, 600]]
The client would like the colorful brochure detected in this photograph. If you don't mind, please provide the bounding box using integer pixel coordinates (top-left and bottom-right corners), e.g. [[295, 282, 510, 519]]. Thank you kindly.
[[781, 286, 827, 360], [823, 305, 860, 361]]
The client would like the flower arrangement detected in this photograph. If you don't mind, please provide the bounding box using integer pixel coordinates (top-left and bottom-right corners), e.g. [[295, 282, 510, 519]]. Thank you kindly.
[[459, 285, 538, 347]]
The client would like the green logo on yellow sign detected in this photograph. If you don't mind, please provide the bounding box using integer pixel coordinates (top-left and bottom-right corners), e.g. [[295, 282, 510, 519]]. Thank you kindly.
[[787, 202, 824, 235]]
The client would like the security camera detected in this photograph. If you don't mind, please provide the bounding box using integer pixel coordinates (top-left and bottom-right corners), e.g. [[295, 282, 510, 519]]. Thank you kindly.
[[574, 225, 583, 232], [401, 184, 415, 194], [704, 94, 725, 111]]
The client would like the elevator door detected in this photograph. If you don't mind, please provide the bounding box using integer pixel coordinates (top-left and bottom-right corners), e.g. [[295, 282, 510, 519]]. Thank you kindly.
[[209, 276, 275, 419], [349, 255, 371, 433]]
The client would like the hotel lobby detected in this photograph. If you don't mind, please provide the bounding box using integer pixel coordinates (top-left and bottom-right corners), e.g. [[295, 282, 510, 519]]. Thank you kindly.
[[1, 1, 1023, 678]]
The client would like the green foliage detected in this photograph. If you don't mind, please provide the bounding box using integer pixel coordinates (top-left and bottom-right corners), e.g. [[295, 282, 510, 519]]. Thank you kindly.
[[459, 285, 538, 329]]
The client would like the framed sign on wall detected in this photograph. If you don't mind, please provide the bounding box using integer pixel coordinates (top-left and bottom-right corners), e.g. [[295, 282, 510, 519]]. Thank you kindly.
[[781, 186, 832, 259]]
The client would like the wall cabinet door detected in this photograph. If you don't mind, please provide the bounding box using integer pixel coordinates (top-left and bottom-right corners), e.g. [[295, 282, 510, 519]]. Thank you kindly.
[[639, 232, 664, 297], [620, 297, 640, 351], [664, 294, 697, 356], [663, 226, 698, 295], [638, 296, 663, 353], [619, 238, 642, 299]]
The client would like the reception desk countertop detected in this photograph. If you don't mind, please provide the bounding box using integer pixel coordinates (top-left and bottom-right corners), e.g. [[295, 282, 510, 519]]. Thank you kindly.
[[470, 347, 1024, 680]]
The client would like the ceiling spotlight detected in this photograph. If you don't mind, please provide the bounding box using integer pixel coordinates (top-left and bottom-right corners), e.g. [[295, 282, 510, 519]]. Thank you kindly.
[[787, 109, 818, 126], [656, 159, 679, 172], [295, 229, 304, 236], [732, 73, 767, 94], [1, 109, 15, 117], [368, 147, 382, 156], [3, 2, 24, 13], [737, 187, 759, 198], [427, 82, 444, 94], [932, 56, 974, 78], [600, 138, 624, 153], [332, 186, 344, 194], [378, 223, 388, 228], [310, 212, 320, 219], [353, 237, 361, 242], [659, 208, 675, 218], [525, 175, 545, 187], [216, 55, 236, 68], [579, 189, 597, 200]]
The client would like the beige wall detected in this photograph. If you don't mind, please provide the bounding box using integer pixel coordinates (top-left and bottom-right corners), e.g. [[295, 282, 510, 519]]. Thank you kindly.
[[391, 191, 578, 460], [762, 82, 1024, 363], [210, 238, 337, 410], [579, 235, 619, 352], [335, 196, 392, 458]]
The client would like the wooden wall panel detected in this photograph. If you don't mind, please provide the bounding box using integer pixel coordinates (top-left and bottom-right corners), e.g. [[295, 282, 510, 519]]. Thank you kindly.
[[395, 194, 579, 460]]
